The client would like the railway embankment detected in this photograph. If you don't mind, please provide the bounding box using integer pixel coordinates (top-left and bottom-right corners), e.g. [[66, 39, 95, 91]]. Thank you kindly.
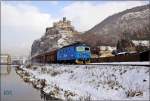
[[16, 64, 149, 100]]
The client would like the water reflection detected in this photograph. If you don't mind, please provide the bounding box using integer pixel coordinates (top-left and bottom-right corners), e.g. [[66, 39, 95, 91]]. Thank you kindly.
[[0, 65, 11, 75], [1, 65, 43, 101]]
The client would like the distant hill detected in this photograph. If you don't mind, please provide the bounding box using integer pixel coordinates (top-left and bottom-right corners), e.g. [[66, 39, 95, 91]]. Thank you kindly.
[[81, 5, 150, 47]]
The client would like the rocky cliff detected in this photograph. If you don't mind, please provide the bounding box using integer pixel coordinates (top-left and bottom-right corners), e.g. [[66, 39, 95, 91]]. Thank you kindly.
[[31, 17, 81, 56]]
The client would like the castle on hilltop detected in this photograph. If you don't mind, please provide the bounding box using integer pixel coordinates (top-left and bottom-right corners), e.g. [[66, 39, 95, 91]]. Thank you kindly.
[[53, 17, 74, 31], [46, 17, 74, 32]]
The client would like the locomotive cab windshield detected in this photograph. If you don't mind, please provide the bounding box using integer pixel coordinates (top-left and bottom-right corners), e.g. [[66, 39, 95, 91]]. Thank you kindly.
[[76, 46, 90, 52]]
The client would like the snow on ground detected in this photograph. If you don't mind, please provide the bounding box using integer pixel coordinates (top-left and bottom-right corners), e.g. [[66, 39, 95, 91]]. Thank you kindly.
[[19, 64, 149, 100]]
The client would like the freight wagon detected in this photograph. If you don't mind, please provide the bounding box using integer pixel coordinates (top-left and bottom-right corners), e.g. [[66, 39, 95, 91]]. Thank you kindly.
[[45, 50, 57, 63]]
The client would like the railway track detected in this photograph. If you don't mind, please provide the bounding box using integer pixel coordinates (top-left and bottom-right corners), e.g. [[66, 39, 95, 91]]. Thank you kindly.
[[71, 64, 150, 67], [86, 63, 150, 67], [36, 62, 150, 67]]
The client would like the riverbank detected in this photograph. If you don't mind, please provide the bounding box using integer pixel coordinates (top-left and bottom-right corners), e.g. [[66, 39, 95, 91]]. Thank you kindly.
[[16, 64, 149, 100], [1, 65, 44, 101]]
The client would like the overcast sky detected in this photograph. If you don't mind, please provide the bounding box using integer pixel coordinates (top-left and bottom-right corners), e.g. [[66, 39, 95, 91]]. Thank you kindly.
[[1, 1, 149, 57]]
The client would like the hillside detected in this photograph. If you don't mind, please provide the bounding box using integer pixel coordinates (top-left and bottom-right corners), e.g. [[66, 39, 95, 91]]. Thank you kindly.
[[81, 5, 150, 47]]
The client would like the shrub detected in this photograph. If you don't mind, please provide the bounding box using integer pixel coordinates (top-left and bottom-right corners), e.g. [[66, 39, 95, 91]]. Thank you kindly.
[[51, 71, 60, 76], [125, 88, 143, 97]]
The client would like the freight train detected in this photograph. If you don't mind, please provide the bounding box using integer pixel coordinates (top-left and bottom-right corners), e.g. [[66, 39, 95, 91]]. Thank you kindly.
[[31, 42, 91, 64]]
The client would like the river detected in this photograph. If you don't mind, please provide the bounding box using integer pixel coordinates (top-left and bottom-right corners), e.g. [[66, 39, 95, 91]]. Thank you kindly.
[[1, 65, 50, 101]]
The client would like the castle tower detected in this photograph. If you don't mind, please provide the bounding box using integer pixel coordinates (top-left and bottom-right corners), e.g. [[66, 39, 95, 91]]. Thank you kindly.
[[52, 17, 74, 31], [63, 17, 66, 22]]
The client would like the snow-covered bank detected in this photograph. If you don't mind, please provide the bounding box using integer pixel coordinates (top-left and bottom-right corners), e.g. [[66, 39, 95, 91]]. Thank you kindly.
[[17, 64, 149, 100]]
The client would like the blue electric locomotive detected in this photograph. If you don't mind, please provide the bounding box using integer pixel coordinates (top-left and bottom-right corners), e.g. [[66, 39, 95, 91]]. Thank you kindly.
[[57, 43, 91, 64]]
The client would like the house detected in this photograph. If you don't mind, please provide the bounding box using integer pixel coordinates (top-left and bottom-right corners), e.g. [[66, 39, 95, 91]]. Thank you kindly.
[[132, 40, 150, 47]]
